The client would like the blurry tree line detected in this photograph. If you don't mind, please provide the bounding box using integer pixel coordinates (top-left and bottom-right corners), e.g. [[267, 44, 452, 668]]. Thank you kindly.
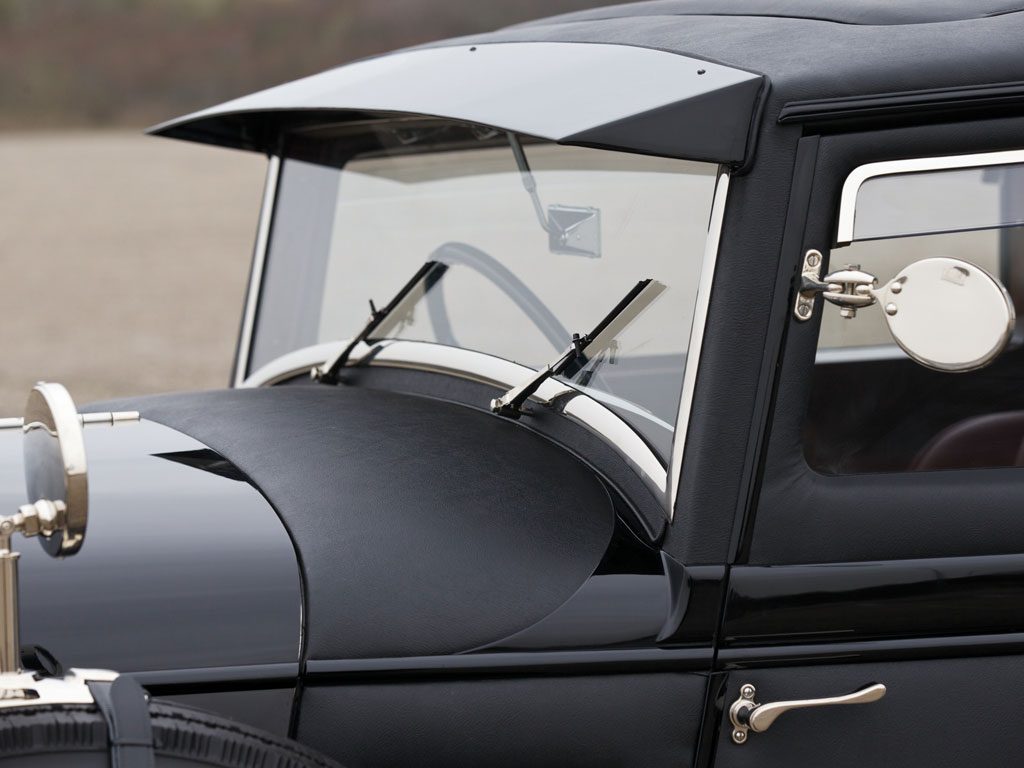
[[0, 0, 607, 130]]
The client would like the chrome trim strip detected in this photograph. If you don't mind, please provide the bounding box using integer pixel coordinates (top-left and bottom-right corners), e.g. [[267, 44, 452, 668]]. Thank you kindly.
[[242, 339, 573, 403], [233, 155, 280, 388], [243, 341, 343, 387], [837, 148, 1024, 246], [561, 396, 666, 496], [358, 341, 574, 402], [815, 344, 909, 365], [668, 171, 730, 520]]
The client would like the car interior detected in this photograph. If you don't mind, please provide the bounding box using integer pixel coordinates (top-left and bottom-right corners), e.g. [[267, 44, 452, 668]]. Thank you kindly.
[[806, 223, 1024, 474]]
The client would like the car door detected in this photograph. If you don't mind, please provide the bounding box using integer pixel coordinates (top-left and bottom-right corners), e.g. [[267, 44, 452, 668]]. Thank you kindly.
[[710, 117, 1024, 767]]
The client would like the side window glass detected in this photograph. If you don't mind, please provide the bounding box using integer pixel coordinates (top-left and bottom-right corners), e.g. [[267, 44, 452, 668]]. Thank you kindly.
[[806, 157, 1024, 474]]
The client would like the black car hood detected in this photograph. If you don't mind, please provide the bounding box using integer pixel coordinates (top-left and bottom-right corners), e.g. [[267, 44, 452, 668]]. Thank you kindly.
[[88, 385, 616, 661]]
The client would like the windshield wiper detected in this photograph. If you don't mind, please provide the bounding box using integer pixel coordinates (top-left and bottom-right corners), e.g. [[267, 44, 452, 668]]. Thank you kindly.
[[316, 260, 448, 384], [490, 278, 665, 418]]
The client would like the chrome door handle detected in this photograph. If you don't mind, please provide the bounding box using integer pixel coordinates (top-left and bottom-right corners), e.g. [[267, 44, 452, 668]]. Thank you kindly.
[[729, 682, 886, 744]]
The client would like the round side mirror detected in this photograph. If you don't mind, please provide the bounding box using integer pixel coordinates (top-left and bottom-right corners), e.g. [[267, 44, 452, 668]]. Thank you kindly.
[[877, 257, 1015, 372], [22, 383, 88, 557]]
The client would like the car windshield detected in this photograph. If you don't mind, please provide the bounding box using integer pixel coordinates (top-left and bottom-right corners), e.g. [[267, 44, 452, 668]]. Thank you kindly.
[[249, 119, 721, 458]]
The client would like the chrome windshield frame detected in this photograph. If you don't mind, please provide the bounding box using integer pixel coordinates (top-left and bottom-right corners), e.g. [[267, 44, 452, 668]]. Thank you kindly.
[[232, 155, 280, 389], [668, 169, 729, 518], [235, 166, 732, 523]]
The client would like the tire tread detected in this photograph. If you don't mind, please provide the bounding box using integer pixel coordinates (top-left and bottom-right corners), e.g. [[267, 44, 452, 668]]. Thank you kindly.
[[0, 700, 341, 767]]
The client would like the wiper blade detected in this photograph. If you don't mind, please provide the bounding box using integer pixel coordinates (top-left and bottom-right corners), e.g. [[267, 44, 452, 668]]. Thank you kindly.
[[490, 278, 665, 418], [316, 260, 448, 384]]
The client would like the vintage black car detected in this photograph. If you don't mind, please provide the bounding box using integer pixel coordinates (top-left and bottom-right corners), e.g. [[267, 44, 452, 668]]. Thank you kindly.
[[4, 0, 1024, 765]]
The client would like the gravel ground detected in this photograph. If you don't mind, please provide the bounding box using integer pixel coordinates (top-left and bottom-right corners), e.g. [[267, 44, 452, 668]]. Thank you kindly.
[[0, 131, 265, 414]]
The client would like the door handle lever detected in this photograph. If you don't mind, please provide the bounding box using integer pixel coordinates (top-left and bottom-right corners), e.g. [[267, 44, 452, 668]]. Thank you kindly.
[[729, 682, 886, 744]]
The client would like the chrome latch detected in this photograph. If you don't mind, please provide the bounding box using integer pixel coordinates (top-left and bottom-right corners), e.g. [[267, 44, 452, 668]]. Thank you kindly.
[[729, 682, 887, 744], [794, 249, 878, 321]]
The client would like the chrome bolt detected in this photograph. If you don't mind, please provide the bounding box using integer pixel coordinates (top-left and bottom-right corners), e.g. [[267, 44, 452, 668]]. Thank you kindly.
[[805, 250, 821, 268], [733, 730, 747, 744], [885, 303, 898, 316], [839, 307, 857, 319], [740, 684, 756, 698], [797, 302, 811, 318], [890, 282, 903, 295]]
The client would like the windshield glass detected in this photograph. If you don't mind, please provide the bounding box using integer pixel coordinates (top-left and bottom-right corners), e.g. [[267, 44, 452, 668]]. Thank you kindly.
[[250, 120, 721, 458]]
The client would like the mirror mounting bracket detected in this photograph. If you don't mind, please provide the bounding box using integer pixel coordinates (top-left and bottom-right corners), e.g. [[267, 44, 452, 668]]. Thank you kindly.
[[0, 501, 69, 674], [794, 249, 878, 321]]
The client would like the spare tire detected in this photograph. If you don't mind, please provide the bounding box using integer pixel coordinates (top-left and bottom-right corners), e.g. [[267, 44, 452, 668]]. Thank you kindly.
[[0, 698, 342, 767]]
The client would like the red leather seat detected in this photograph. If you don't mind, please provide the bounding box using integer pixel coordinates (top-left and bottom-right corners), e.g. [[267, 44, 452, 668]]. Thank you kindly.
[[911, 411, 1024, 470]]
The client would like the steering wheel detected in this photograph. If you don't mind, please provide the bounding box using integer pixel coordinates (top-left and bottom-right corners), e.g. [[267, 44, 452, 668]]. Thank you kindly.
[[425, 242, 570, 354], [420, 242, 618, 395]]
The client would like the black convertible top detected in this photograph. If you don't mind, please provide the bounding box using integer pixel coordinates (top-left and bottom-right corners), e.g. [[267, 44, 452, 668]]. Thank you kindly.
[[470, 0, 1024, 113]]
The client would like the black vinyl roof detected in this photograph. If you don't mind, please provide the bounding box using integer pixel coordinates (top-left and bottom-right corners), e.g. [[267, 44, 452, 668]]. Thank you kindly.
[[449, 0, 1024, 113], [514, 0, 1024, 27]]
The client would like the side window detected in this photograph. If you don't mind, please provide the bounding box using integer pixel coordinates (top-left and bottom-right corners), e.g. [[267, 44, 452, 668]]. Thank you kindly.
[[806, 155, 1024, 474]]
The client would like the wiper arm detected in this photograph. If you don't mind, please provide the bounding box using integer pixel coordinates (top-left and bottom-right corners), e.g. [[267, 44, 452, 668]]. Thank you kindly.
[[490, 278, 665, 418], [316, 260, 448, 384]]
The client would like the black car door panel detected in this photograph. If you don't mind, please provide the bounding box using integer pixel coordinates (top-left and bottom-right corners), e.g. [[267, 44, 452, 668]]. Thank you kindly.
[[299, 672, 708, 768], [717, 118, 1024, 767]]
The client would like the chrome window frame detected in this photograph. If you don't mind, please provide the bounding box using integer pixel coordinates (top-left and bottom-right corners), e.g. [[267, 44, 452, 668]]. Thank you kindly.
[[827, 149, 1024, 363], [235, 166, 732, 523], [836, 148, 1024, 246]]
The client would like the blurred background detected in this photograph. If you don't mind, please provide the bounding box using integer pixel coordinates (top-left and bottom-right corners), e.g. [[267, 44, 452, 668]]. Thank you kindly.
[[0, 0, 607, 413]]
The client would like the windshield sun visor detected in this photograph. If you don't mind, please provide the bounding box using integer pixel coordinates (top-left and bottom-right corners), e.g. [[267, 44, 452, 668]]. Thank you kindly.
[[148, 42, 764, 164]]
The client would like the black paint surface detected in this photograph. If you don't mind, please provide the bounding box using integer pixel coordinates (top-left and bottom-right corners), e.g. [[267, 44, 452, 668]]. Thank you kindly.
[[91, 387, 618, 660], [723, 555, 1024, 648], [0, 420, 301, 672]]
